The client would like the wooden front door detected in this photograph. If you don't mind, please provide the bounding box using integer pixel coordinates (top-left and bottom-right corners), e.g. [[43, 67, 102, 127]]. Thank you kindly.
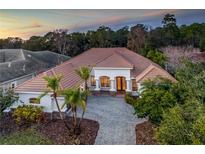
[[116, 77, 126, 91]]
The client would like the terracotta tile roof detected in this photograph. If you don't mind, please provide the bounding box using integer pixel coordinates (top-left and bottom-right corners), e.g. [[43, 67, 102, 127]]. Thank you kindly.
[[15, 48, 176, 92], [96, 53, 133, 68], [136, 65, 177, 83]]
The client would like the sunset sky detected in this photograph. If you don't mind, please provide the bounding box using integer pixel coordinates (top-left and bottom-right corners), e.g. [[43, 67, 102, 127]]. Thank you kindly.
[[1, 9, 205, 40]]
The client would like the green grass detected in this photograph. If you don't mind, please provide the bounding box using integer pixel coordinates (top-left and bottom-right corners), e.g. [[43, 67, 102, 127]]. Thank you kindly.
[[0, 129, 53, 145]]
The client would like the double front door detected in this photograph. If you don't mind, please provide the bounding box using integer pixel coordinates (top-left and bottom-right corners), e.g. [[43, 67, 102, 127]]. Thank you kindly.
[[116, 77, 126, 91]]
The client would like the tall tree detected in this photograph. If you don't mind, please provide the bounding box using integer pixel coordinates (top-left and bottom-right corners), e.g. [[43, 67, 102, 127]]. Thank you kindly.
[[22, 36, 47, 51], [162, 14, 180, 45], [162, 14, 177, 27], [44, 29, 69, 55], [38, 75, 69, 129], [127, 24, 148, 52], [75, 66, 91, 127]]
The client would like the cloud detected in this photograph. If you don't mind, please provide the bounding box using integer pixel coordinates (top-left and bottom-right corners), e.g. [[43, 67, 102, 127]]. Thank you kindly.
[[18, 21, 43, 29]]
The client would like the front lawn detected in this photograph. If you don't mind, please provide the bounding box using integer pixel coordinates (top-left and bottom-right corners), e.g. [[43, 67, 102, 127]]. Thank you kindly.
[[0, 129, 52, 145]]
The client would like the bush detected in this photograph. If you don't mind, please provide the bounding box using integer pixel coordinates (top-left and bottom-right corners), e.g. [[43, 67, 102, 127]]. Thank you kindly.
[[125, 93, 137, 105], [155, 99, 205, 144], [0, 88, 18, 116], [134, 78, 177, 124], [155, 105, 191, 144], [12, 105, 44, 125]]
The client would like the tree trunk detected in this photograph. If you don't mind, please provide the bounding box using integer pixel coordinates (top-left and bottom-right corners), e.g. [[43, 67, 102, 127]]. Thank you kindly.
[[53, 94, 70, 130], [54, 96, 64, 120], [78, 80, 87, 128]]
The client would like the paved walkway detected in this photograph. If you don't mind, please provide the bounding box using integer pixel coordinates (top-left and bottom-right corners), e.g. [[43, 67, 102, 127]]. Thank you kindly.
[[76, 96, 145, 145]]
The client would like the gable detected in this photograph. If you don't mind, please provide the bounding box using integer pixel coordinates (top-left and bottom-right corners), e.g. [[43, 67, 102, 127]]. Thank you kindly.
[[136, 65, 176, 83]]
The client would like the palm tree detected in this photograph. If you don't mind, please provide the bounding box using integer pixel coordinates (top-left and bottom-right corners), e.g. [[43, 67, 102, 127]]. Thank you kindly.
[[43, 75, 64, 119], [75, 66, 91, 127], [38, 75, 69, 129], [62, 88, 86, 133], [75, 66, 90, 94]]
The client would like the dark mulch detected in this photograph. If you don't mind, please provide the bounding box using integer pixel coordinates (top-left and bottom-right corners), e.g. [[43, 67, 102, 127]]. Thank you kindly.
[[37, 118, 99, 145], [136, 121, 157, 145], [0, 112, 21, 136], [0, 113, 99, 145]]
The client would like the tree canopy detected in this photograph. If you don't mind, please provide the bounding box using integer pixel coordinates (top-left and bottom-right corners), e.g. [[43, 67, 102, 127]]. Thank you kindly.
[[1, 14, 205, 58]]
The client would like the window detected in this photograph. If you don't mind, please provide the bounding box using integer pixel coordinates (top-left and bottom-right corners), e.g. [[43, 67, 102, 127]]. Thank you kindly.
[[100, 76, 110, 87], [29, 98, 40, 104], [11, 82, 16, 89], [132, 79, 138, 91], [90, 75, 96, 86]]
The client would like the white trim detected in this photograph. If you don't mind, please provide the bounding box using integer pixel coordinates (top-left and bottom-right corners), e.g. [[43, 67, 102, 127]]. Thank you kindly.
[[93, 67, 133, 70], [16, 91, 52, 95]]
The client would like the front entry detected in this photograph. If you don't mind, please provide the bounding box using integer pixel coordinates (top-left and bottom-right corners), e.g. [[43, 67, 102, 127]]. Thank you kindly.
[[116, 77, 126, 91]]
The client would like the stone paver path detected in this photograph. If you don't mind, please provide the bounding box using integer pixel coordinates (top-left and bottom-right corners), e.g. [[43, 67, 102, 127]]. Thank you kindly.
[[76, 96, 145, 145]]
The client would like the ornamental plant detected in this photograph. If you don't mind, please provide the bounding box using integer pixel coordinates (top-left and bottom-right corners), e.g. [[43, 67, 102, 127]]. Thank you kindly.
[[12, 105, 44, 125]]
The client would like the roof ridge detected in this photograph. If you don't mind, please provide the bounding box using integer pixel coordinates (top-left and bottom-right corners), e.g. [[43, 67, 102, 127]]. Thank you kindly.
[[95, 52, 115, 65], [113, 50, 134, 67], [135, 64, 155, 82]]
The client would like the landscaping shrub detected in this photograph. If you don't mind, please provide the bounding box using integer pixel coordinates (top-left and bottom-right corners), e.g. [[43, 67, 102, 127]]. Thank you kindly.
[[12, 105, 44, 125], [134, 77, 177, 125], [155, 99, 205, 144], [0, 88, 18, 116], [125, 93, 137, 105]]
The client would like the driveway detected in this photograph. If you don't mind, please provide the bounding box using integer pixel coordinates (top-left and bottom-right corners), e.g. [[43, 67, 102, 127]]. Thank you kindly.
[[76, 96, 145, 145]]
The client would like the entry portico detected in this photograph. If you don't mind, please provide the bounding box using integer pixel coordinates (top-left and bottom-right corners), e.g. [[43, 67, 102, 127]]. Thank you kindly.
[[91, 67, 132, 92]]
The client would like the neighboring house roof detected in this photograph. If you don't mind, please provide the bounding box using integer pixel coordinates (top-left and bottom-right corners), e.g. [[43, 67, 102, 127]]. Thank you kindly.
[[15, 48, 176, 92], [0, 49, 69, 83]]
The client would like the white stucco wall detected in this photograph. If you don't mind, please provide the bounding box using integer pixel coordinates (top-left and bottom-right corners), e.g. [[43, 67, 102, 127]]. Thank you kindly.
[[92, 67, 132, 91], [13, 92, 66, 113], [93, 68, 131, 79]]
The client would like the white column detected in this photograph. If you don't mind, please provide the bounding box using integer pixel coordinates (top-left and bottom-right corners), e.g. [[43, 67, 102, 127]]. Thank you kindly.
[[137, 82, 142, 93], [95, 78, 100, 91], [110, 79, 115, 91], [126, 79, 131, 92]]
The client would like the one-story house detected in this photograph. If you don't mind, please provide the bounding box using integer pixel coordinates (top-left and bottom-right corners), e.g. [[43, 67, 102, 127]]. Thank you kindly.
[[14, 48, 176, 112], [0, 49, 69, 92]]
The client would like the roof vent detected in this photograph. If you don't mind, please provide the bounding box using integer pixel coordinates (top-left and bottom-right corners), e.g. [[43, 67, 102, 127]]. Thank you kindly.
[[23, 65, 26, 72], [8, 62, 11, 67]]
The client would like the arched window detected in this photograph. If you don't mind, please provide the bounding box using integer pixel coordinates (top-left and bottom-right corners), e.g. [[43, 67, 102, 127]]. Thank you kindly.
[[100, 76, 110, 87]]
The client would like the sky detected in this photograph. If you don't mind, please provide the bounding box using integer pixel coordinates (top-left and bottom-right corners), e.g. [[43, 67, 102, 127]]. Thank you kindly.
[[0, 9, 205, 40]]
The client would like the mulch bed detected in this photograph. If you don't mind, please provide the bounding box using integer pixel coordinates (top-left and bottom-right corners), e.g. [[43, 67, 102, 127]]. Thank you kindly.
[[135, 121, 157, 145], [37, 118, 99, 145], [0, 112, 99, 145]]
